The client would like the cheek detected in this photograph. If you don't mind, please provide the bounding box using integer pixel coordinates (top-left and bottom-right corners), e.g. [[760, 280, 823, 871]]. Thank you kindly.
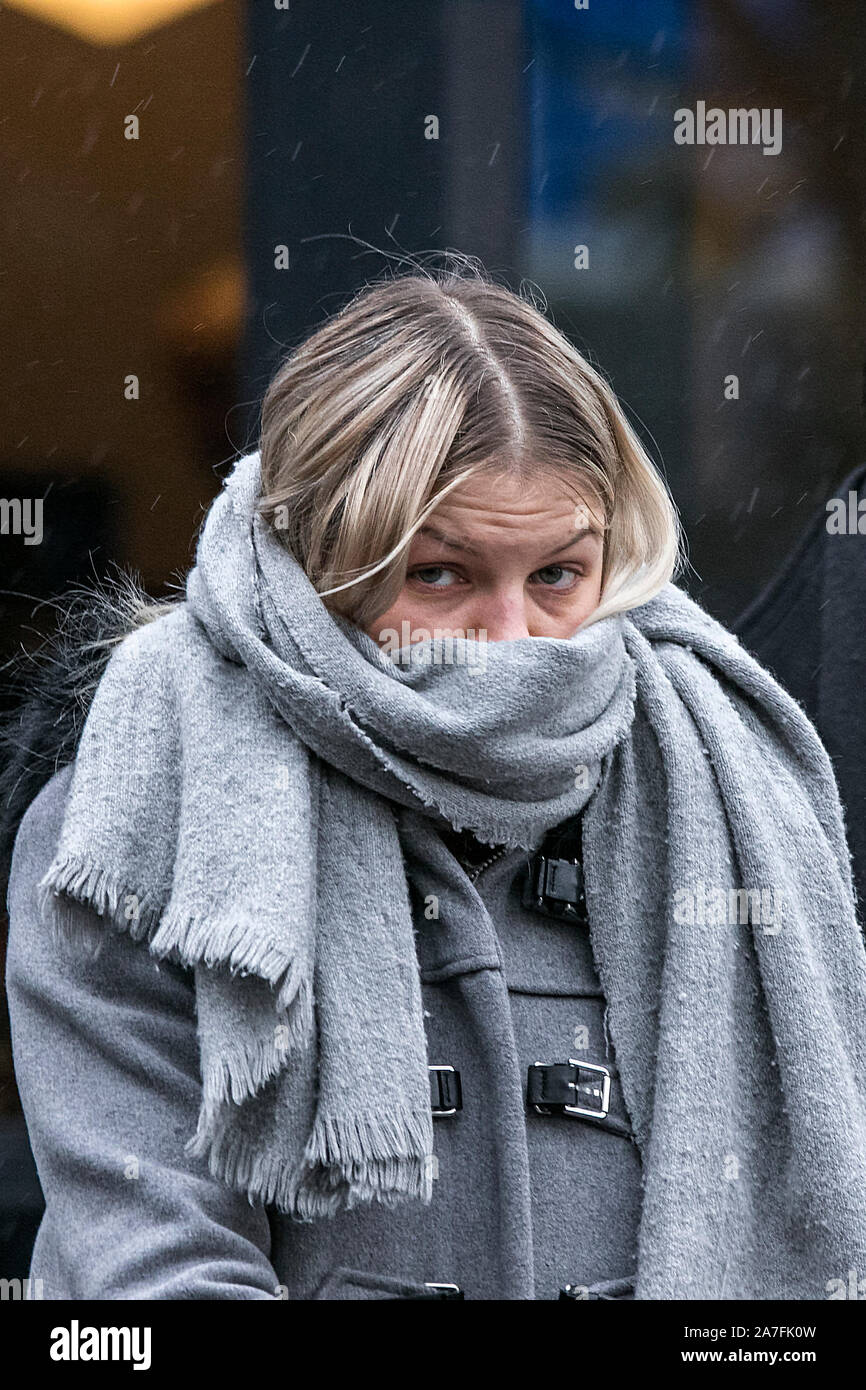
[[539, 565, 602, 607], [365, 587, 447, 643], [531, 571, 603, 635]]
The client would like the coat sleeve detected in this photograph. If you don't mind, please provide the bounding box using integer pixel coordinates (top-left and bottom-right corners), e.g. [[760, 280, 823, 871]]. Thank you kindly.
[[5, 763, 282, 1300]]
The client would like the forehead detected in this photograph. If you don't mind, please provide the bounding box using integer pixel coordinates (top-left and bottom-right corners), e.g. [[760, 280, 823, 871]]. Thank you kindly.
[[425, 470, 603, 529]]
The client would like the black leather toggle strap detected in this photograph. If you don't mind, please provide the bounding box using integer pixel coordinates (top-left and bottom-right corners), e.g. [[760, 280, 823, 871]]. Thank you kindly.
[[522, 854, 586, 920], [527, 1059, 609, 1117], [429, 1065, 462, 1115], [522, 813, 587, 921], [527, 1059, 633, 1138]]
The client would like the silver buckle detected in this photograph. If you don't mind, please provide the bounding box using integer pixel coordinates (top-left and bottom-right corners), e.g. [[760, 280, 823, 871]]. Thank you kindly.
[[564, 1058, 610, 1119], [530, 1058, 611, 1120]]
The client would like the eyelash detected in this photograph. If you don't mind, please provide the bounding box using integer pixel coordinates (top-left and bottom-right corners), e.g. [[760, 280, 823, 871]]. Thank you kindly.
[[408, 564, 586, 593]]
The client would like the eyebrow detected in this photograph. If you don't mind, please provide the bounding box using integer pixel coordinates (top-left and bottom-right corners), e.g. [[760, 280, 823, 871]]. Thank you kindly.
[[416, 523, 599, 556]]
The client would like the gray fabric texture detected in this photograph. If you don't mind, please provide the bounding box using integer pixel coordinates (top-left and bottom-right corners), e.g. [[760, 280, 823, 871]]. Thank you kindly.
[[33, 448, 633, 1223], [8, 762, 641, 1300], [32, 447, 866, 1298]]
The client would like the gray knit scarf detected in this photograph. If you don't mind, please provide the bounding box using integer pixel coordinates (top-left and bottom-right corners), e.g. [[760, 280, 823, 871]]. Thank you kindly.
[[38, 450, 866, 1298]]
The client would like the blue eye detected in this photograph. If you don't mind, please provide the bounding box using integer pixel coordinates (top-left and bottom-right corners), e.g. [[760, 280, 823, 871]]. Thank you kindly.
[[533, 565, 581, 590], [411, 566, 458, 588]]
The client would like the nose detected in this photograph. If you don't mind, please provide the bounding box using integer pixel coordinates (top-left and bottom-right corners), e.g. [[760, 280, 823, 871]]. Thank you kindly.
[[469, 586, 532, 643]]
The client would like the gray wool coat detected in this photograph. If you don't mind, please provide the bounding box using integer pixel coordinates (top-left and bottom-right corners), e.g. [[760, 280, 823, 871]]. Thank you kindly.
[[6, 761, 642, 1301]]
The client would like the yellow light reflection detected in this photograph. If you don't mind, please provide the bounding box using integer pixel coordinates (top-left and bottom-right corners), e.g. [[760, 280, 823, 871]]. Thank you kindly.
[[3, 0, 220, 46]]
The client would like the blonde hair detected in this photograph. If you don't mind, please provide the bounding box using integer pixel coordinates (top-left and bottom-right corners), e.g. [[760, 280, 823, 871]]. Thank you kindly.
[[258, 256, 683, 632]]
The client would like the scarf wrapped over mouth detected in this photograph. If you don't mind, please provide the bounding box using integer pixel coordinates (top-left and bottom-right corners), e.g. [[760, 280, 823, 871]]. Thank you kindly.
[[36, 451, 866, 1297]]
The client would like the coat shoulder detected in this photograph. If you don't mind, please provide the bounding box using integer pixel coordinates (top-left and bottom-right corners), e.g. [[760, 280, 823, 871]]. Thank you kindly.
[[0, 577, 196, 898], [6, 763, 73, 921]]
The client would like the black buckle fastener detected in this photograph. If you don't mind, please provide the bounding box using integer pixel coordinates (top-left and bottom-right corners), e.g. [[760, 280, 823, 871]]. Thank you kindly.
[[522, 855, 585, 920], [526, 1059, 610, 1119], [429, 1065, 462, 1116]]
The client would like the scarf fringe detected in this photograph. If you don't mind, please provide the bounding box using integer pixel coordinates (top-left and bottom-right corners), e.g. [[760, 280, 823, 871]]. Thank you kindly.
[[37, 854, 161, 944], [37, 852, 306, 1000], [186, 1105, 434, 1220], [194, 981, 314, 1127], [303, 1106, 434, 1166], [148, 908, 297, 992]]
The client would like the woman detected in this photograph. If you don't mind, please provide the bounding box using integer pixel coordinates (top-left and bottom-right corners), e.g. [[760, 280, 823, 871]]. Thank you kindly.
[[6, 263, 866, 1301]]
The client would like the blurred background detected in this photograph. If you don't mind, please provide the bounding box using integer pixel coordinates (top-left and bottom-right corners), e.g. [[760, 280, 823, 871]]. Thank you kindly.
[[2, 0, 865, 1282]]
